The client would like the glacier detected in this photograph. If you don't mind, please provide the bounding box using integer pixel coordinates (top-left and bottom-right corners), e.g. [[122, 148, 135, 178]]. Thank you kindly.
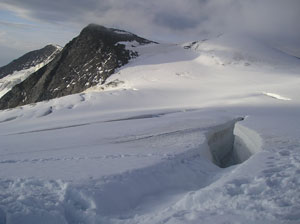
[[0, 33, 299, 224]]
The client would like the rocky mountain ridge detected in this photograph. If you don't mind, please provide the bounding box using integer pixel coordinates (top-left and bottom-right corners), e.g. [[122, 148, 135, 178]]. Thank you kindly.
[[0, 45, 61, 79], [0, 24, 155, 110], [0, 45, 62, 99]]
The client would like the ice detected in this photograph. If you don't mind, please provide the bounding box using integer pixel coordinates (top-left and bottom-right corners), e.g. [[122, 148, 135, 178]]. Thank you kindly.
[[0, 33, 299, 223]]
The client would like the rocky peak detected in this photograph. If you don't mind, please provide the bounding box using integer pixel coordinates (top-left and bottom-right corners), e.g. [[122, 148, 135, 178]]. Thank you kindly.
[[0, 45, 61, 79], [0, 24, 155, 110], [80, 24, 152, 44]]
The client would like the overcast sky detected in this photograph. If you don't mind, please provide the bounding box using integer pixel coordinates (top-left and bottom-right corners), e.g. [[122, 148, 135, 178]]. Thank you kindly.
[[0, 0, 300, 66]]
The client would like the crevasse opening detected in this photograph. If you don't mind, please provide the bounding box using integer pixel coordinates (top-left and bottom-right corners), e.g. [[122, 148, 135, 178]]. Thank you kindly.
[[206, 118, 262, 168]]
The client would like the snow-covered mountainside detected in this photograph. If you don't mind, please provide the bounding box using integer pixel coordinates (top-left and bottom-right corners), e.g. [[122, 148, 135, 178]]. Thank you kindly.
[[0, 45, 61, 98], [183, 34, 300, 69], [0, 24, 154, 110], [0, 30, 299, 224]]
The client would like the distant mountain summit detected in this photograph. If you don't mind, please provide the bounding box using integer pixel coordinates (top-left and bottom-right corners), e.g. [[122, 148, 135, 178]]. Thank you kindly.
[[0, 45, 61, 79], [0, 24, 155, 110], [0, 45, 61, 99]]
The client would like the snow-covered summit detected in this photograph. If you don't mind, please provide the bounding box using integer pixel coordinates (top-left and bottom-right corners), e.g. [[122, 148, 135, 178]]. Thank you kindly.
[[183, 33, 300, 70]]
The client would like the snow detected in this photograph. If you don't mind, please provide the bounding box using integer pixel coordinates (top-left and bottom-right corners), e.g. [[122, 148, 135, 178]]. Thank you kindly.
[[49, 44, 63, 50], [262, 92, 292, 101], [0, 67, 40, 98], [0, 34, 299, 223], [184, 33, 300, 71], [113, 30, 133, 35], [116, 40, 149, 49]]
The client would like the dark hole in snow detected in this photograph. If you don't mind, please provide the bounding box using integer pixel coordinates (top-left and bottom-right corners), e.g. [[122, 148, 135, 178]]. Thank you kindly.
[[206, 118, 260, 168]]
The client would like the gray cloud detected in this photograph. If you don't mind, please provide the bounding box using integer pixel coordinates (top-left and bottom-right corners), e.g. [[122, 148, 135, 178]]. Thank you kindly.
[[154, 12, 200, 30], [0, 21, 37, 29], [0, 0, 300, 63], [2, 0, 299, 40]]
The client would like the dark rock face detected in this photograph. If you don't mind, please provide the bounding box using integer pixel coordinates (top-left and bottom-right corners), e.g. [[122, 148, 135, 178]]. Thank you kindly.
[[0, 24, 154, 110], [0, 45, 60, 79]]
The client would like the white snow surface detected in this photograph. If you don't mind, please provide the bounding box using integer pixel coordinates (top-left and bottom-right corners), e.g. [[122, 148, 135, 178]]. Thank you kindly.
[[262, 92, 292, 101], [0, 34, 300, 224]]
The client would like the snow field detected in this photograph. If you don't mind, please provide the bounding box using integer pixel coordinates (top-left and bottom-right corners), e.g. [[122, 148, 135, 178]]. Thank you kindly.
[[0, 33, 299, 223], [0, 110, 261, 223]]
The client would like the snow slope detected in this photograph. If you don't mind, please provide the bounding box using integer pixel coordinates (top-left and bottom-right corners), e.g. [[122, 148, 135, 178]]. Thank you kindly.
[[184, 33, 300, 70], [0, 34, 299, 224]]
